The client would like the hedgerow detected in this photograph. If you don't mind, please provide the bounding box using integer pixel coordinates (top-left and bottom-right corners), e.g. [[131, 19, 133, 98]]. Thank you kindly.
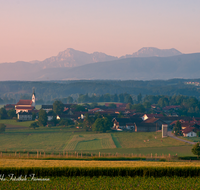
[[1, 167, 200, 177]]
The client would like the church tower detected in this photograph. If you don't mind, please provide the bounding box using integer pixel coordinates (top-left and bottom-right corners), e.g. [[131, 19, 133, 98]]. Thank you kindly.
[[32, 87, 36, 107]]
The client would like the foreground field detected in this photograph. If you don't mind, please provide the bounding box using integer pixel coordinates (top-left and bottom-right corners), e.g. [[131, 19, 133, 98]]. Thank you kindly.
[[0, 176, 199, 190], [1, 159, 200, 168]]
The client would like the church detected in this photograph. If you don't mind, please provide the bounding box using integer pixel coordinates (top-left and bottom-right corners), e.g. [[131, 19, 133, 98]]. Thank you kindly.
[[15, 88, 36, 114]]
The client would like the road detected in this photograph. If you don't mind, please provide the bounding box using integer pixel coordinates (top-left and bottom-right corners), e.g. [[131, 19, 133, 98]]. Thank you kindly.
[[167, 131, 195, 145]]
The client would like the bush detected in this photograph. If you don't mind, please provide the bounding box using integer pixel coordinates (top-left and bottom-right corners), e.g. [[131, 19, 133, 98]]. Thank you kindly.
[[0, 123, 6, 133], [192, 143, 200, 157], [29, 122, 39, 129]]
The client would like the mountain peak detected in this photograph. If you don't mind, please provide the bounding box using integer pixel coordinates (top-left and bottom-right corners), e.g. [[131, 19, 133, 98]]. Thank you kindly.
[[120, 47, 182, 59]]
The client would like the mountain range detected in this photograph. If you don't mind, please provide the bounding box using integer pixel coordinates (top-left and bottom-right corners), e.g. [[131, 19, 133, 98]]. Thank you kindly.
[[1, 47, 199, 81]]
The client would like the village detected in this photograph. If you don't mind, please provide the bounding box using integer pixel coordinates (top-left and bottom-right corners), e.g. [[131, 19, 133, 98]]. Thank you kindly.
[[2, 89, 199, 138]]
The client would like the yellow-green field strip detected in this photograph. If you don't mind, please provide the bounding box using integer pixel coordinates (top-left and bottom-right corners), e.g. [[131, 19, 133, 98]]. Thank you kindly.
[[1, 159, 200, 168]]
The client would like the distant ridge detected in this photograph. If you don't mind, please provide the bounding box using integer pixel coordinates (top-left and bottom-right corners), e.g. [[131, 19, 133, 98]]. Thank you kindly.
[[3, 47, 200, 81]]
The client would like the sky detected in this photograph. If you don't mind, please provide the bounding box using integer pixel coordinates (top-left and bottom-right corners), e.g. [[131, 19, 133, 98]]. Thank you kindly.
[[0, 0, 200, 63]]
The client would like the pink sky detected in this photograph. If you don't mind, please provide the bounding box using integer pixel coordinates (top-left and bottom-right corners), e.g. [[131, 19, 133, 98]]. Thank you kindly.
[[0, 0, 200, 63]]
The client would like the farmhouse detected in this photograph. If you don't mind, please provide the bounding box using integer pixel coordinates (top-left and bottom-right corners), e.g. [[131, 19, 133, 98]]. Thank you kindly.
[[112, 117, 143, 131], [143, 117, 166, 130], [182, 127, 197, 137], [17, 111, 32, 121]]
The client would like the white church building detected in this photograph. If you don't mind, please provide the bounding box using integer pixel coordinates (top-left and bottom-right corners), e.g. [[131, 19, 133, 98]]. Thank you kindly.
[[15, 88, 36, 114]]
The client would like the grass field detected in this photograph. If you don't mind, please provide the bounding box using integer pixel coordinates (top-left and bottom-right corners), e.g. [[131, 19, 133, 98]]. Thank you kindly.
[[64, 134, 116, 151], [180, 136, 200, 142], [114, 132, 188, 148], [0, 133, 72, 151], [1, 159, 200, 168], [0, 176, 199, 190], [0, 119, 34, 128], [0, 125, 195, 155]]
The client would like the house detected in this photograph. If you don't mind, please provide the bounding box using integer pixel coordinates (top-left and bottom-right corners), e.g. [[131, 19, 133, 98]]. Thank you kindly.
[[4, 104, 15, 111], [141, 114, 164, 121], [88, 108, 104, 113], [134, 123, 157, 132], [143, 117, 166, 130], [17, 112, 32, 121], [15, 89, 36, 114], [47, 112, 54, 121], [41, 105, 53, 113], [112, 117, 143, 130], [182, 127, 197, 137], [163, 105, 181, 111]]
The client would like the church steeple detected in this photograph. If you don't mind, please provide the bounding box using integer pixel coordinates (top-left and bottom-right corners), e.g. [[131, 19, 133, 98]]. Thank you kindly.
[[32, 87, 36, 107]]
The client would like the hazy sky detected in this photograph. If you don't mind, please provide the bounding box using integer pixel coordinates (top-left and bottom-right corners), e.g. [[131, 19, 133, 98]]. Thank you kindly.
[[0, 0, 200, 63]]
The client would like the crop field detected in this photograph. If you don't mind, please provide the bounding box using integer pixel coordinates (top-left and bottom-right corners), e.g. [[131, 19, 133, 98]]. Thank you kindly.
[[1, 159, 200, 168], [64, 134, 116, 151], [0, 176, 200, 190]]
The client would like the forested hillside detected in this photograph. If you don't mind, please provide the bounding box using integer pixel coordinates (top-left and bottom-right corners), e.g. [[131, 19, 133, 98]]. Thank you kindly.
[[0, 79, 200, 104]]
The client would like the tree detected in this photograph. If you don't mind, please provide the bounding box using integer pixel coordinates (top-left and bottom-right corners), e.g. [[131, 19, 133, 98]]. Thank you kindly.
[[32, 112, 36, 120], [126, 103, 132, 110], [0, 108, 7, 119], [143, 101, 151, 109], [90, 102, 98, 108], [29, 122, 39, 129], [0, 123, 6, 133], [132, 104, 145, 113], [111, 94, 118, 102], [108, 103, 117, 108], [173, 120, 182, 136], [38, 109, 47, 126], [74, 105, 86, 112], [192, 143, 200, 158], [48, 110, 57, 126], [83, 113, 94, 131], [137, 93, 142, 103], [67, 96, 73, 103], [127, 96, 133, 104], [7, 109, 16, 119], [53, 100, 64, 115], [118, 94, 124, 103], [92, 117, 112, 132]]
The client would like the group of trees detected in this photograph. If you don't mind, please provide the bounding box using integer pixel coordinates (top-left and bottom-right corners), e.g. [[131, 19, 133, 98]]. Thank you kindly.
[[0, 108, 16, 119], [143, 95, 200, 116], [77, 93, 134, 104], [78, 113, 112, 133]]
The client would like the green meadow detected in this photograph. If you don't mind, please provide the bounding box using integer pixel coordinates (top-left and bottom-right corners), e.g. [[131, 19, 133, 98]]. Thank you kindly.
[[0, 122, 193, 156]]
